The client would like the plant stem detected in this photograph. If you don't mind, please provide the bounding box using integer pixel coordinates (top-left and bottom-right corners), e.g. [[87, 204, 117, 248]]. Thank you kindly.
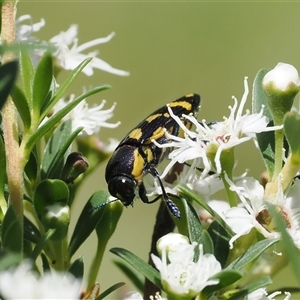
[[1, 2, 24, 229], [272, 128, 284, 181]]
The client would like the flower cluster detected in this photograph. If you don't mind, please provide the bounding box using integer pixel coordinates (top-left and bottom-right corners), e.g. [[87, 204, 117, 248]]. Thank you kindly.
[[1, 4, 300, 299], [150, 233, 221, 299], [0, 262, 82, 299]]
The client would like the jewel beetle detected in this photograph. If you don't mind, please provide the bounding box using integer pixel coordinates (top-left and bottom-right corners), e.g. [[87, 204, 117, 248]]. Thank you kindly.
[[105, 94, 200, 218]]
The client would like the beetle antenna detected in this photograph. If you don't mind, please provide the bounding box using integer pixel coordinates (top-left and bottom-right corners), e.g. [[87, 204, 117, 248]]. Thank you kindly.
[[88, 198, 119, 212]]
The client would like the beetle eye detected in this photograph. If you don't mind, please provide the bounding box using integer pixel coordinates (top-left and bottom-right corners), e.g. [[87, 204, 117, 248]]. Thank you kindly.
[[108, 176, 136, 206]]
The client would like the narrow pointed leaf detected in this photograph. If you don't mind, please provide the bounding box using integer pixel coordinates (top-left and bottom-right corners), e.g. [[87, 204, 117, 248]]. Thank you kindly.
[[202, 269, 242, 296], [96, 282, 125, 300], [226, 238, 279, 270], [68, 190, 109, 257], [41, 120, 82, 179], [68, 256, 84, 279], [207, 221, 230, 267], [26, 85, 110, 152], [40, 58, 93, 120], [24, 216, 41, 244], [252, 68, 276, 176], [114, 261, 144, 292], [284, 112, 300, 161], [41, 252, 51, 272], [11, 85, 31, 129], [32, 52, 53, 115], [0, 60, 19, 110], [19, 47, 34, 103], [110, 247, 162, 290], [179, 185, 234, 236], [180, 198, 203, 245], [1, 206, 22, 254], [30, 229, 56, 261], [228, 276, 272, 300]]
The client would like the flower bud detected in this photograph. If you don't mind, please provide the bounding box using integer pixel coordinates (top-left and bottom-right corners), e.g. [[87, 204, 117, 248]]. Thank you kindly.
[[61, 152, 89, 184], [156, 233, 189, 256], [41, 202, 70, 241], [263, 63, 300, 125]]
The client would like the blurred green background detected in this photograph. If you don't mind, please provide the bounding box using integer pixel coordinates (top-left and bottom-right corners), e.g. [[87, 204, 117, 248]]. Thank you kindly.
[[18, 1, 300, 298]]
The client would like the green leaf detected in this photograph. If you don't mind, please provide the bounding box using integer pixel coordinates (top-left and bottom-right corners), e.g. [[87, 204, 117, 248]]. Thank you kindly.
[[25, 150, 38, 184], [0, 251, 22, 270], [203, 269, 242, 296], [11, 85, 31, 130], [87, 200, 123, 287], [41, 120, 82, 180], [96, 282, 125, 300], [252, 68, 276, 177], [26, 85, 110, 152], [24, 216, 41, 244], [41, 252, 51, 272], [267, 202, 300, 286], [1, 206, 22, 254], [228, 276, 272, 300], [30, 229, 56, 261], [114, 261, 144, 292], [200, 229, 214, 255], [19, 47, 34, 103], [33, 179, 69, 217], [180, 198, 203, 245], [207, 221, 230, 268], [68, 256, 84, 279], [179, 185, 234, 236], [40, 57, 93, 120], [0, 60, 19, 110], [284, 111, 300, 163], [226, 238, 279, 271], [68, 190, 109, 257], [32, 52, 53, 116], [110, 247, 162, 290]]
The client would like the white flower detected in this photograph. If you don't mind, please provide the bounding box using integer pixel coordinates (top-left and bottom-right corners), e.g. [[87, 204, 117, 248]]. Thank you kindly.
[[123, 292, 144, 300], [245, 288, 291, 300], [263, 62, 300, 92], [198, 200, 230, 224], [153, 77, 281, 178], [223, 176, 300, 249], [15, 14, 45, 42], [151, 234, 221, 298], [49, 25, 129, 76], [0, 261, 82, 299], [124, 292, 166, 300], [47, 95, 120, 135]]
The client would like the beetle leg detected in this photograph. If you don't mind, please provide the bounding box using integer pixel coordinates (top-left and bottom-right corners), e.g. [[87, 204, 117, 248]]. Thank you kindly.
[[149, 168, 181, 218]]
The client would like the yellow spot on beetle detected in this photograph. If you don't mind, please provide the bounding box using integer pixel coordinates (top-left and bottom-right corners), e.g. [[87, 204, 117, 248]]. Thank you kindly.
[[129, 128, 143, 140]]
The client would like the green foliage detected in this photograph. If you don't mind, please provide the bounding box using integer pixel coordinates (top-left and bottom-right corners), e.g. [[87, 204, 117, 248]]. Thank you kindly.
[[96, 282, 125, 300], [110, 247, 163, 290], [68, 256, 84, 279], [33, 179, 69, 218], [1, 9, 300, 299], [1, 206, 22, 254], [0, 60, 19, 110], [68, 190, 109, 257], [32, 52, 53, 117], [284, 111, 300, 164], [0, 42, 117, 296], [252, 68, 276, 177]]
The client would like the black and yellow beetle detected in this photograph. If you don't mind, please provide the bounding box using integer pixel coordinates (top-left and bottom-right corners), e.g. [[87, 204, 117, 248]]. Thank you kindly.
[[105, 94, 200, 218]]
